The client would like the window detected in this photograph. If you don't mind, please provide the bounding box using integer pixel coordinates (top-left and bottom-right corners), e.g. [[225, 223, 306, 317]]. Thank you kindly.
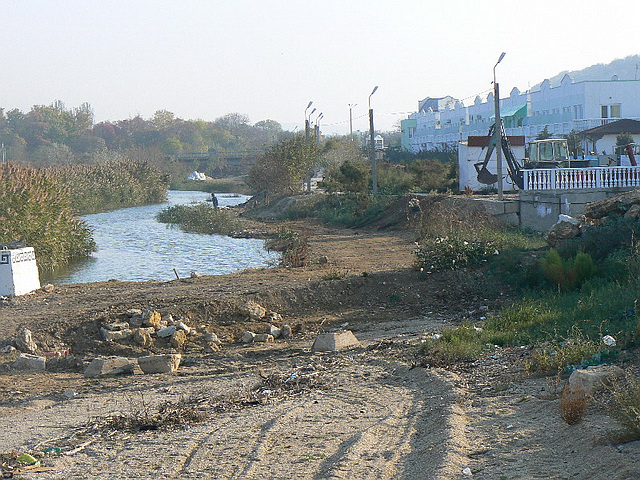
[[408, 127, 415, 138], [610, 104, 621, 118], [601, 105, 609, 118]]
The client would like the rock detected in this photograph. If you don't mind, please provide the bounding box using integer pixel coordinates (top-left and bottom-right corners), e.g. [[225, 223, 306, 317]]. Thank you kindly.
[[141, 310, 162, 329], [280, 325, 292, 339], [176, 321, 191, 335], [163, 314, 175, 325], [138, 354, 181, 374], [462, 466, 473, 477], [241, 331, 256, 343], [42, 283, 55, 293], [84, 356, 135, 378], [126, 308, 143, 317], [13, 353, 46, 371], [568, 365, 625, 395], [318, 255, 329, 265], [15, 327, 38, 354], [133, 328, 154, 348], [254, 333, 274, 343], [103, 321, 130, 331], [128, 315, 143, 328], [269, 325, 281, 338], [101, 328, 133, 342], [264, 311, 283, 323], [558, 214, 580, 225], [157, 325, 177, 338], [545, 221, 580, 247], [625, 203, 640, 219], [64, 389, 77, 399], [312, 330, 360, 352], [1, 345, 17, 353], [204, 343, 221, 353], [240, 301, 267, 320], [204, 332, 221, 345], [584, 189, 640, 219], [170, 330, 187, 349], [190, 271, 202, 278]]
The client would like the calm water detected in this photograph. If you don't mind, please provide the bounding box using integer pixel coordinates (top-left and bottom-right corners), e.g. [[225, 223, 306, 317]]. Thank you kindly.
[[42, 191, 278, 285]]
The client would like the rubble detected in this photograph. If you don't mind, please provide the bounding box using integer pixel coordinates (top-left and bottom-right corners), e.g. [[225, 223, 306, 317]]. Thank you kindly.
[[240, 300, 267, 320], [13, 353, 46, 371], [138, 353, 181, 374], [15, 327, 38, 354], [84, 356, 135, 378], [567, 365, 624, 395]]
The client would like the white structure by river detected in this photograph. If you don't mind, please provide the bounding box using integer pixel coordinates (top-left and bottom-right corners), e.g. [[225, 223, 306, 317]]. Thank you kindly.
[[43, 191, 278, 285]]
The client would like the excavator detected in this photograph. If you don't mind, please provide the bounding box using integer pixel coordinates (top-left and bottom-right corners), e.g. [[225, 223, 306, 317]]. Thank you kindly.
[[474, 121, 570, 190]]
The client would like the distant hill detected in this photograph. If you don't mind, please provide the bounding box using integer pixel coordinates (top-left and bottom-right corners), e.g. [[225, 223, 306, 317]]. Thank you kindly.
[[533, 54, 640, 89]]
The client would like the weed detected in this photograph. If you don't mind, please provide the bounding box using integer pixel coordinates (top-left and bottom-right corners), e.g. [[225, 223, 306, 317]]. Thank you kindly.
[[606, 375, 640, 440], [321, 270, 345, 281], [560, 385, 588, 425]]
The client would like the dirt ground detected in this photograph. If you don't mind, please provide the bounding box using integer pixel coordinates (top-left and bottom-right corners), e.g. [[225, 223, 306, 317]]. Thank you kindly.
[[1, 220, 639, 479]]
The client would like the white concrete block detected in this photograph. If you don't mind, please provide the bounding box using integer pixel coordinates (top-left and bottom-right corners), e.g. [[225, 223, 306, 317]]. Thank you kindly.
[[138, 354, 181, 374], [312, 330, 360, 352], [0, 247, 41, 297]]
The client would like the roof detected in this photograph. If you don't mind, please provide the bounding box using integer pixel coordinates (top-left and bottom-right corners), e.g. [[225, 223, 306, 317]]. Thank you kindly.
[[500, 104, 527, 118], [580, 119, 640, 136]]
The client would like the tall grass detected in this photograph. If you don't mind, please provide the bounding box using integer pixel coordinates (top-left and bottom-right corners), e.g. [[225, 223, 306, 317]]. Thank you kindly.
[[51, 160, 170, 214], [0, 164, 95, 271], [156, 203, 241, 235]]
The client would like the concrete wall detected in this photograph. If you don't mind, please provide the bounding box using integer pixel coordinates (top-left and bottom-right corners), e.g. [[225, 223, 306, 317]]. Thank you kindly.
[[519, 187, 638, 231]]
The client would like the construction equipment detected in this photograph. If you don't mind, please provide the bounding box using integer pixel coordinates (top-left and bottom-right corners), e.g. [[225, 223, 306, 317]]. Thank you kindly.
[[474, 121, 525, 189], [475, 121, 571, 189]]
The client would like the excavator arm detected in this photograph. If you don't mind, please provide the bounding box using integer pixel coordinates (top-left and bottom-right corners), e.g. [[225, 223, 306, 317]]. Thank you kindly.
[[474, 121, 524, 189]]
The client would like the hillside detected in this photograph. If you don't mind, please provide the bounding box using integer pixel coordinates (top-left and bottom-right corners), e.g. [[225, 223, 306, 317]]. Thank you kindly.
[[534, 54, 640, 88]]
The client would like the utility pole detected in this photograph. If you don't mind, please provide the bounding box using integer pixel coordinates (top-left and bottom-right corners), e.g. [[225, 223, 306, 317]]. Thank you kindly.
[[348, 103, 357, 141], [304, 101, 314, 194], [493, 52, 506, 201], [369, 86, 378, 195]]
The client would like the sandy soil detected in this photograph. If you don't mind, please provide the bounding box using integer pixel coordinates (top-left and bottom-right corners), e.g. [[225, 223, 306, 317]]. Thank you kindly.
[[1, 220, 639, 479]]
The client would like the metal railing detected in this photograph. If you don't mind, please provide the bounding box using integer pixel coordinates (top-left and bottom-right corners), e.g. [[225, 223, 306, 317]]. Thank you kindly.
[[523, 166, 640, 191]]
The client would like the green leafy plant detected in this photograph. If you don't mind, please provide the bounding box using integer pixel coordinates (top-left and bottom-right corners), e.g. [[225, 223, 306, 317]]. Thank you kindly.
[[265, 228, 309, 267], [156, 203, 241, 235]]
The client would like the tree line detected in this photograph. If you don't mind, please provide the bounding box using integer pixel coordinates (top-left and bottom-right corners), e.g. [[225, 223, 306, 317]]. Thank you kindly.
[[0, 101, 291, 168]]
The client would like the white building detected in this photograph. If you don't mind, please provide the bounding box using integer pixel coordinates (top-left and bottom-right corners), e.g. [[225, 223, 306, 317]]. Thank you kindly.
[[401, 75, 640, 153]]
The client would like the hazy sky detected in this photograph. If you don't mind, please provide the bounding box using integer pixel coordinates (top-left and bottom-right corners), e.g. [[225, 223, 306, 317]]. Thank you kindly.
[[2, 0, 639, 135]]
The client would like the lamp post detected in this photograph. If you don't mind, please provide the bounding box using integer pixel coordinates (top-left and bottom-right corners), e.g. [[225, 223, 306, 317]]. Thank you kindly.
[[369, 86, 379, 195], [304, 102, 314, 193], [493, 52, 506, 200], [307, 112, 323, 192], [348, 103, 357, 141]]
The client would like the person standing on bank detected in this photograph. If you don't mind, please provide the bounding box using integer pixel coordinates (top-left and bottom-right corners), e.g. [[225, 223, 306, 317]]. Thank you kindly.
[[211, 192, 219, 211]]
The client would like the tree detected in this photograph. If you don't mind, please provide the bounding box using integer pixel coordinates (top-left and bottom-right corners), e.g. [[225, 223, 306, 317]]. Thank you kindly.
[[564, 130, 583, 157], [248, 134, 318, 195], [616, 133, 634, 147], [536, 125, 552, 140]]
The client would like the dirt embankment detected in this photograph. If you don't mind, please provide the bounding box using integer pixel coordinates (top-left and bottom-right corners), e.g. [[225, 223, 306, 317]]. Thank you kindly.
[[1, 217, 639, 479]]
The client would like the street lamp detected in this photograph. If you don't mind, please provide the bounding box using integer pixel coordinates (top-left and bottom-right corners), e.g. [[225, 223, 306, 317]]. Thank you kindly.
[[369, 86, 379, 195], [348, 103, 357, 141], [493, 52, 506, 200]]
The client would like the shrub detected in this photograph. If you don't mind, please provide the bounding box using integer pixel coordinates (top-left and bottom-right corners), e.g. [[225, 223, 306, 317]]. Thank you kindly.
[[560, 386, 588, 425], [265, 228, 309, 267], [415, 235, 496, 273], [418, 325, 484, 366], [541, 249, 598, 291], [607, 375, 640, 440]]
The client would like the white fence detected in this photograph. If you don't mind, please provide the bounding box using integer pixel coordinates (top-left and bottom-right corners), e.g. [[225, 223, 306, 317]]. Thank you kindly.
[[523, 166, 640, 191]]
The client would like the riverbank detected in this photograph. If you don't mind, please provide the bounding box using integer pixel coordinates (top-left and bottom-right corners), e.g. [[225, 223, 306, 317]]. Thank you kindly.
[[1, 220, 639, 479]]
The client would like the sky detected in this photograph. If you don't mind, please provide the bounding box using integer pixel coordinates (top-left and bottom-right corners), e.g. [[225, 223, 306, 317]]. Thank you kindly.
[[2, 0, 639, 136]]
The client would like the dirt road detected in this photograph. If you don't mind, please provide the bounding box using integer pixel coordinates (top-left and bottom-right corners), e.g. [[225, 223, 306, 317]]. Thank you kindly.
[[1, 221, 639, 479]]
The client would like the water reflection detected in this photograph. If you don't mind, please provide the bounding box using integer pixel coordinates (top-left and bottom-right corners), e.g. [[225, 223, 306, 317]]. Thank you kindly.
[[43, 191, 278, 285]]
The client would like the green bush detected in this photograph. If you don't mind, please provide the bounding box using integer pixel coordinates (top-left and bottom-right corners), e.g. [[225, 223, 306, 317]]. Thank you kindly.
[[156, 203, 241, 235], [541, 249, 598, 291], [607, 375, 640, 440], [418, 325, 484, 365]]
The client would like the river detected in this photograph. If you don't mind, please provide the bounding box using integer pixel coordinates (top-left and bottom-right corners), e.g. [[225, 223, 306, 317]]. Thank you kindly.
[[42, 191, 278, 285]]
